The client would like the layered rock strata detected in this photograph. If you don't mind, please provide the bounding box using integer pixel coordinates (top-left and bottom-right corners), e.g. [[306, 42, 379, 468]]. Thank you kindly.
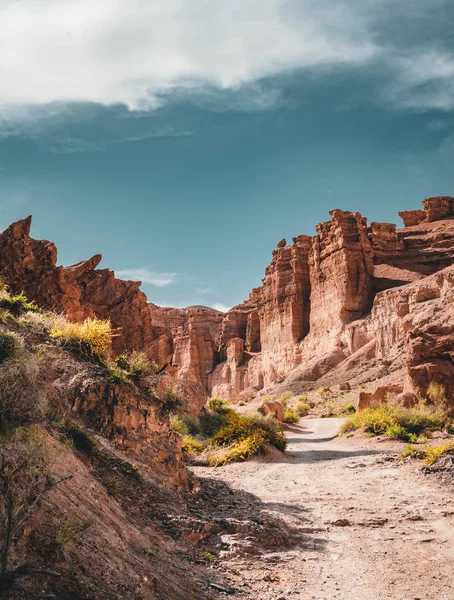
[[1, 196, 453, 405]]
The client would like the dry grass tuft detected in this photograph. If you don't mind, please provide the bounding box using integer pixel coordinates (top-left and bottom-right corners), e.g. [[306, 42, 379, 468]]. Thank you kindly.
[[50, 317, 116, 363]]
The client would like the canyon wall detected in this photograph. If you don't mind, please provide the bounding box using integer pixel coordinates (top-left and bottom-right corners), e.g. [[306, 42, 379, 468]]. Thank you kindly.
[[1, 196, 453, 406]]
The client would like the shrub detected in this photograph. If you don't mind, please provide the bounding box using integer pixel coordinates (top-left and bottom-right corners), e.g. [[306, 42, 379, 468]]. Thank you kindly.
[[50, 317, 116, 362], [160, 385, 185, 413], [277, 391, 293, 406], [340, 403, 449, 439], [211, 411, 286, 452], [338, 403, 356, 416], [318, 387, 330, 400], [0, 355, 45, 429], [283, 408, 299, 424], [295, 401, 311, 417], [56, 517, 91, 548], [426, 382, 446, 405], [423, 441, 454, 466], [0, 292, 39, 317], [0, 332, 21, 364], [108, 366, 130, 384], [182, 436, 205, 456], [207, 397, 231, 413], [115, 351, 158, 380], [209, 432, 267, 467], [401, 444, 417, 459], [170, 414, 190, 436]]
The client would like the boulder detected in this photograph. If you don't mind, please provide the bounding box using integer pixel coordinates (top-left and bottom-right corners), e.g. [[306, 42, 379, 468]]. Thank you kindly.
[[258, 401, 285, 421]]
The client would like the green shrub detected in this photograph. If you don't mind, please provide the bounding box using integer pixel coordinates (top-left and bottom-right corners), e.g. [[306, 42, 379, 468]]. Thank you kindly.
[[340, 403, 449, 439], [115, 351, 158, 380], [170, 414, 190, 436], [423, 441, 454, 465], [211, 411, 286, 452], [338, 403, 356, 416], [182, 436, 205, 456], [283, 408, 299, 424], [160, 385, 185, 413], [207, 397, 231, 413], [295, 401, 311, 417], [209, 432, 267, 467], [0, 332, 21, 363], [120, 460, 140, 475], [400, 444, 417, 459], [0, 292, 39, 317], [108, 366, 130, 384]]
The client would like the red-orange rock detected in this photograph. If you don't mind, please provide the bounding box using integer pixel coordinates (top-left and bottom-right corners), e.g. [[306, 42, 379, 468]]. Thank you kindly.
[[2, 195, 454, 409]]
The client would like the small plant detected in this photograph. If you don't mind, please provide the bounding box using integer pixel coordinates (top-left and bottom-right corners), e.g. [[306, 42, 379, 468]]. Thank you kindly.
[[423, 441, 454, 466], [338, 403, 356, 416], [50, 317, 116, 363], [401, 444, 417, 459], [0, 332, 21, 364], [120, 460, 140, 475], [426, 382, 446, 405], [170, 415, 190, 436], [295, 400, 311, 417], [209, 432, 267, 467], [0, 292, 39, 317], [318, 387, 330, 400], [108, 366, 130, 384], [181, 436, 205, 456], [277, 391, 293, 406], [56, 517, 91, 548], [207, 397, 231, 413], [211, 411, 286, 452], [160, 385, 185, 413], [115, 351, 158, 380], [202, 551, 217, 565], [283, 408, 299, 424]]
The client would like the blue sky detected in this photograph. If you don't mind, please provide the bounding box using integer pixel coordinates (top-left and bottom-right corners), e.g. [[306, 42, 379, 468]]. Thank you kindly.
[[1, 1, 453, 310]]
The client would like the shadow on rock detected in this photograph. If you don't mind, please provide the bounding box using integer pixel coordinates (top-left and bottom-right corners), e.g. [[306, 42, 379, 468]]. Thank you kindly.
[[182, 477, 328, 559]]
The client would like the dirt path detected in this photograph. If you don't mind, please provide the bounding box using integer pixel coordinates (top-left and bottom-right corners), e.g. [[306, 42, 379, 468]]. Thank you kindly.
[[192, 418, 454, 600]]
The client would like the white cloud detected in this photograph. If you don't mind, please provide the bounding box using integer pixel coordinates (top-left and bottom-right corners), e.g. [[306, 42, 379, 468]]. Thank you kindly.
[[195, 287, 215, 295], [210, 303, 231, 313], [0, 0, 452, 123], [115, 267, 177, 287], [0, 0, 377, 110], [384, 50, 454, 111]]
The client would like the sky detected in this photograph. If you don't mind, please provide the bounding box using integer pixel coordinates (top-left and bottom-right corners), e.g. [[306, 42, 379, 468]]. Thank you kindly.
[[1, 0, 454, 311]]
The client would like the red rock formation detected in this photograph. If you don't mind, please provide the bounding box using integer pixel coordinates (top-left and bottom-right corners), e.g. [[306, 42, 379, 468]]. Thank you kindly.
[[1, 196, 454, 407], [0, 216, 163, 359]]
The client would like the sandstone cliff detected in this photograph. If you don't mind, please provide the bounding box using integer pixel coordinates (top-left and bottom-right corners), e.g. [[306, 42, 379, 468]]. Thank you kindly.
[[1, 196, 453, 406]]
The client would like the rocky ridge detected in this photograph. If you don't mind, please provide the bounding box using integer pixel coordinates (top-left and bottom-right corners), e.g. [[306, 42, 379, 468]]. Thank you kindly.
[[1, 196, 453, 405]]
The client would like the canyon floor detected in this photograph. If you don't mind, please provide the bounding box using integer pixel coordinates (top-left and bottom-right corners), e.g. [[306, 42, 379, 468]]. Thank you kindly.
[[192, 418, 454, 600]]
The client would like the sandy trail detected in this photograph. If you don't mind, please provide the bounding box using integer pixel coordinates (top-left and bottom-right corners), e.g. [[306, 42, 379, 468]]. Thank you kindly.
[[192, 418, 454, 600]]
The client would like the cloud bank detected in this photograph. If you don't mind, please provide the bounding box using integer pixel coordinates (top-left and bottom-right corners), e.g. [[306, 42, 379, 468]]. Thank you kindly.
[[0, 0, 377, 109], [0, 0, 453, 139]]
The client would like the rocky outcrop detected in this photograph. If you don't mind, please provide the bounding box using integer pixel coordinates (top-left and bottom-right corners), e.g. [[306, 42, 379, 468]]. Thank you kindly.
[[1, 196, 453, 407], [0, 217, 166, 361]]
